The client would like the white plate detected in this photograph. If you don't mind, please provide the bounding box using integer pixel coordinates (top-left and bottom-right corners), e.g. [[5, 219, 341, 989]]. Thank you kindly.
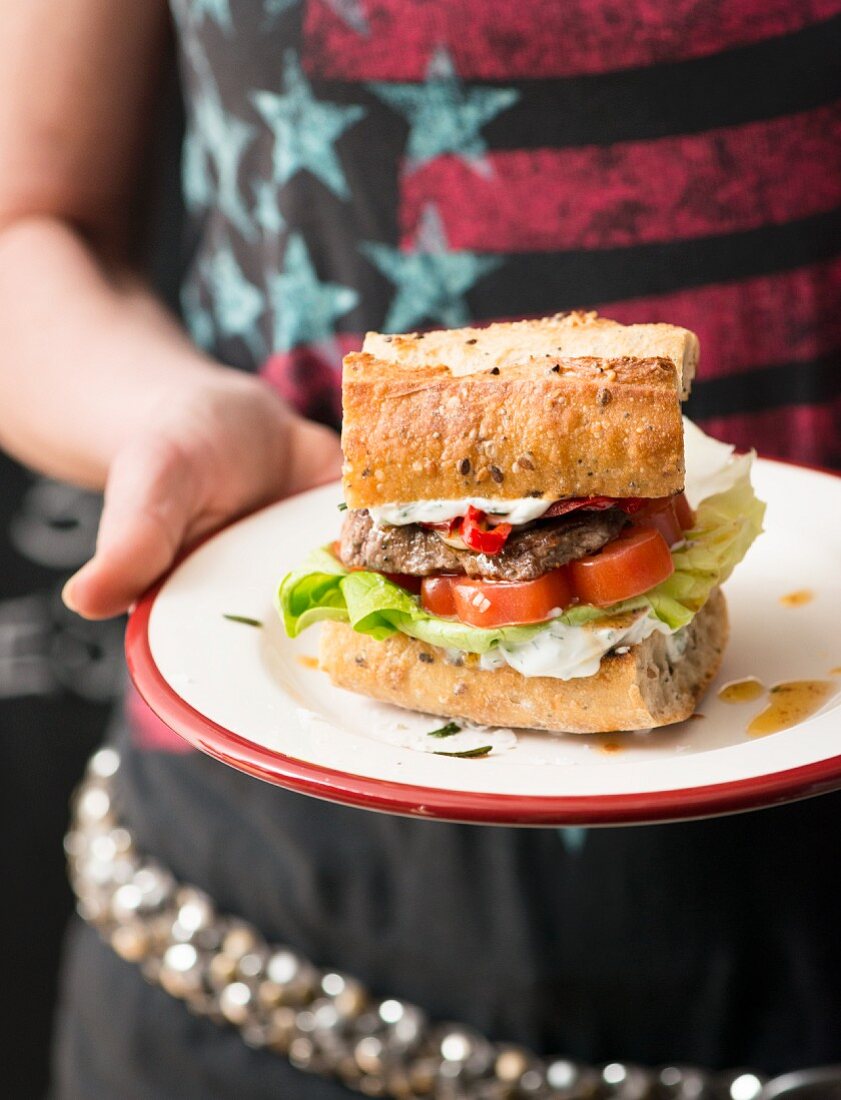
[[127, 459, 841, 825]]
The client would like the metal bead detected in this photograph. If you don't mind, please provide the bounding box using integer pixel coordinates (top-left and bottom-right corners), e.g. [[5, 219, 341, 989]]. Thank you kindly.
[[545, 1059, 598, 1097], [495, 1046, 533, 1083], [658, 1066, 707, 1099], [148, 912, 179, 950], [89, 747, 120, 778], [721, 1072, 765, 1100], [110, 922, 151, 962], [519, 1067, 546, 1093], [265, 949, 316, 1004], [241, 1023, 268, 1049], [109, 856, 140, 886], [376, 998, 426, 1049], [334, 979, 367, 1019], [160, 943, 203, 999], [90, 833, 118, 863], [378, 998, 406, 1025], [266, 1006, 298, 1053], [289, 1036, 326, 1073], [321, 971, 348, 997], [237, 951, 267, 980], [440, 1028, 474, 1063], [355, 1036, 385, 1075], [110, 827, 133, 854], [175, 888, 215, 934], [319, 970, 367, 1020], [76, 896, 108, 923], [208, 953, 238, 989], [358, 1076, 387, 1097], [600, 1063, 652, 1099], [311, 997, 341, 1033], [219, 981, 253, 1026], [407, 1057, 439, 1095], [63, 830, 84, 857], [256, 979, 284, 1010], [77, 786, 112, 825], [222, 923, 260, 961], [437, 1025, 495, 1079], [132, 865, 174, 910], [111, 882, 144, 921]]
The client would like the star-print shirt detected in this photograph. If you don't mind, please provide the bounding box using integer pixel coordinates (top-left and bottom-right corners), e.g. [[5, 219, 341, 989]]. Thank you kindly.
[[60, 1, 841, 1092]]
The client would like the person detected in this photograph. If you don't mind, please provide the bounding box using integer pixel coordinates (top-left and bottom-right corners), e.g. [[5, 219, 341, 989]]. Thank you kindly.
[[0, 2, 839, 1095]]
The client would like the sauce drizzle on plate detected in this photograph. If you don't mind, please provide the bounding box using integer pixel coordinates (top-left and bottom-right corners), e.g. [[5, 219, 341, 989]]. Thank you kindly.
[[718, 677, 765, 703], [779, 589, 814, 607], [747, 680, 835, 737]]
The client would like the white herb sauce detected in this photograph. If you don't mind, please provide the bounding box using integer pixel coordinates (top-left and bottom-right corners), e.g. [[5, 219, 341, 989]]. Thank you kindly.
[[369, 497, 552, 527], [479, 614, 679, 681]]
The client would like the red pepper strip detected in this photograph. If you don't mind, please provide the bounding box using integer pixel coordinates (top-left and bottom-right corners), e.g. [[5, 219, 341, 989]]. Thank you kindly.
[[543, 496, 645, 518], [461, 506, 512, 555]]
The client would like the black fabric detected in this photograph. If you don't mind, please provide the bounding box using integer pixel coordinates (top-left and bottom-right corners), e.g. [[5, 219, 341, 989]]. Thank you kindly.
[[54, 920, 351, 1100], [57, 726, 841, 1074]]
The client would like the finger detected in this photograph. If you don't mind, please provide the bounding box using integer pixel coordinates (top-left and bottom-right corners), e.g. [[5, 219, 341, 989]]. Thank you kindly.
[[284, 417, 343, 496], [63, 437, 198, 619]]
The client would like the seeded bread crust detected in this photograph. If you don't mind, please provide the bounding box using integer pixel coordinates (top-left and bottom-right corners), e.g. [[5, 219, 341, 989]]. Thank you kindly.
[[362, 311, 698, 396], [342, 352, 684, 509], [318, 590, 728, 734]]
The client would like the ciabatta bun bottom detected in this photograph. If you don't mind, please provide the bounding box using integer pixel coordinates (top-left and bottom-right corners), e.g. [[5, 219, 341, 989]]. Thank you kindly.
[[318, 590, 728, 734]]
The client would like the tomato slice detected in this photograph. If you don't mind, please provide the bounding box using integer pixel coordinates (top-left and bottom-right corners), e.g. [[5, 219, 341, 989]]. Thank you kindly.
[[420, 576, 458, 617], [568, 528, 674, 608], [385, 573, 422, 594], [631, 498, 683, 546], [673, 491, 695, 531], [450, 569, 573, 628]]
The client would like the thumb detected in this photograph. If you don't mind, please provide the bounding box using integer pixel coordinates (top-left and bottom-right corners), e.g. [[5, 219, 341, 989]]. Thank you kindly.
[[63, 437, 198, 620], [283, 417, 343, 497]]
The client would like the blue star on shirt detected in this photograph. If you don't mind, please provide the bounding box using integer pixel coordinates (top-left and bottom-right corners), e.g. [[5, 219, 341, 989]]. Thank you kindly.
[[322, 0, 369, 35], [263, 0, 369, 34], [252, 180, 286, 236], [267, 233, 359, 352], [190, 0, 232, 32], [263, 0, 300, 19], [184, 37, 256, 238], [360, 204, 501, 332], [251, 51, 366, 200], [369, 47, 519, 173], [204, 241, 265, 358]]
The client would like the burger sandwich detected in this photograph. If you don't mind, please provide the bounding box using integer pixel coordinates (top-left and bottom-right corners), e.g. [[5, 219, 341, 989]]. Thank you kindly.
[[278, 312, 763, 733]]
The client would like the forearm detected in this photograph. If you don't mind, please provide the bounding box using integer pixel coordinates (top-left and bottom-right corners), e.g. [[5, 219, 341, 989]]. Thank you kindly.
[[0, 214, 232, 488]]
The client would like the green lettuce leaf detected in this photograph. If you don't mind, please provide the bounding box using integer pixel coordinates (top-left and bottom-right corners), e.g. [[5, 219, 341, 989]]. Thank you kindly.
[[277, 472, 764, 650], [277, 551, 545, 652]]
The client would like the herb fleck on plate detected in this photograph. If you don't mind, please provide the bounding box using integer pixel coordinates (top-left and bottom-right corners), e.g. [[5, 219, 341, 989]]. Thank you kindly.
[[427, 721, 461, 738], [222, 613, 263, 628], [433, 745, 493, 758]]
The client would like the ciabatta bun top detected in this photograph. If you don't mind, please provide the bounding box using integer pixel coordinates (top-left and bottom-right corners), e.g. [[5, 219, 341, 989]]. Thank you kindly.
[[342, 312, 697, 509], [362, 311, 698, 397]]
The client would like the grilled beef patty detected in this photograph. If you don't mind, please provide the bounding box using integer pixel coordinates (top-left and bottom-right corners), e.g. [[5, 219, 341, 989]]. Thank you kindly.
[[339, 508, 628, 582]]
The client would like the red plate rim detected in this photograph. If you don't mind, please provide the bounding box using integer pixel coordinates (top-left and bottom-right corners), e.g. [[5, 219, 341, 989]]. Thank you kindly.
[[125, 456, 841, 827]]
